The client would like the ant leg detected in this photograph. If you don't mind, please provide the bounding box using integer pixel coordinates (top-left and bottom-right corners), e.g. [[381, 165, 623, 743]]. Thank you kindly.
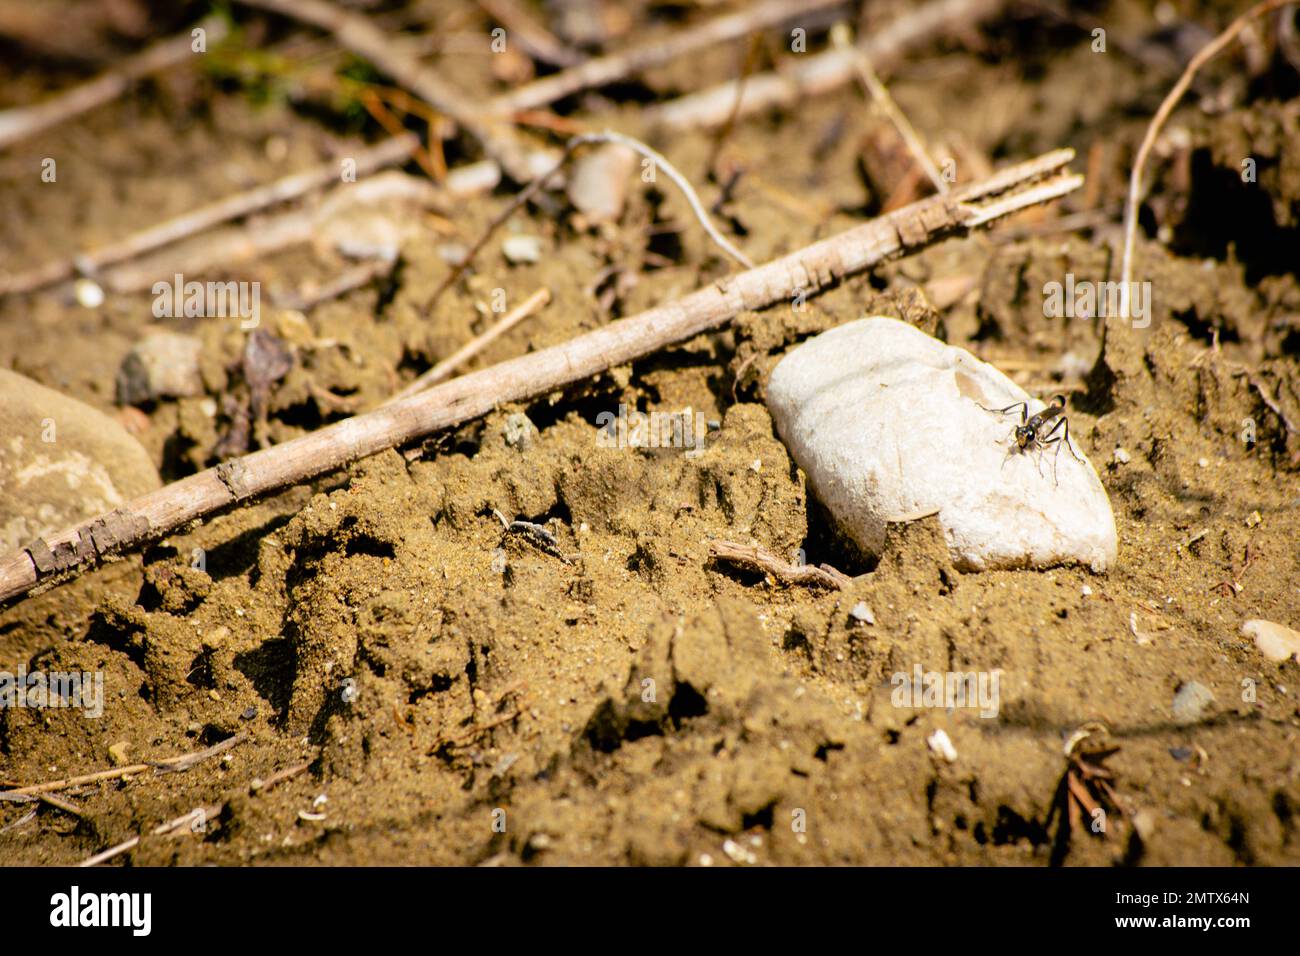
[[977, 401, 1029, 423], [1040, 417, 1084, 464]]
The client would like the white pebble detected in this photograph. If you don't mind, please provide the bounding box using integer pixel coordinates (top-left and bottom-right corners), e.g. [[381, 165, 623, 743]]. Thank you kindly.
[[1242, 619, 1300, 663], [927, 729, 958, 762]]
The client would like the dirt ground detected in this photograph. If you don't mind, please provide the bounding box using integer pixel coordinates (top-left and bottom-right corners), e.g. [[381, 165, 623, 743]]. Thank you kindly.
[[1, 0, 1298, 867]]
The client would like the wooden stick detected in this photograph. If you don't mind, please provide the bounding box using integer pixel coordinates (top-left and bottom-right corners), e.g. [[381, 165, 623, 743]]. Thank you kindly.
[[78, 836, 140, 868], [0, 134, 420, 296], [232, 0, 540, 182], [99, 169, 444, 295], [0, 17, 228, 150], [1119, 0, 1291, 315], [0, 151, 1081, 606], [646, 0, 1004, 133], [708, 539, 853, 589], [486, 0, 849, 116], [0, 734, 248, 798], [388, 287, 551, 402]]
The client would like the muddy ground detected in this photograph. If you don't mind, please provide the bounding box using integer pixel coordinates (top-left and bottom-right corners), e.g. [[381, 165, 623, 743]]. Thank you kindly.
[[1, 0, 1298, 866]]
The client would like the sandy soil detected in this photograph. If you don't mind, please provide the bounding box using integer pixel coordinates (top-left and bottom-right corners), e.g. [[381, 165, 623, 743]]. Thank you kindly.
[[1, 0, 1298, 866]]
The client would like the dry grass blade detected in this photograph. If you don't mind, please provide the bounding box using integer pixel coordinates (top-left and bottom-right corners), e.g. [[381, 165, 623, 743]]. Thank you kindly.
[[1119, 0, 1294, 313]]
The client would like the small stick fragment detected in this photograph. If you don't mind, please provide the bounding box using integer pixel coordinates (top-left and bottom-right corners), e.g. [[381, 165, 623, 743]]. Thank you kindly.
[[37, 793, 86, 818], [0, 810, 37, 833], [0, 733, 247, 798], [709, 540, 853, 589], [273, 257, 397, 311], [389, 287, 551, 402], [487, 0, 849, 115], [78, 836, 140, 868], [832, 22, 948, 195], [233, 0, 539, 182], [648, 0, 1004, 133]]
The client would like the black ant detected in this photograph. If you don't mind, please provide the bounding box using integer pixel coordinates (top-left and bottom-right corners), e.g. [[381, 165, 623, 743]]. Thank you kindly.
[[977, 394, 1083, 484]]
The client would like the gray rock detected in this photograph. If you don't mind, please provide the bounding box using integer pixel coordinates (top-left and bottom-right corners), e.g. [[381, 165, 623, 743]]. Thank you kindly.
[[116, 330, 204, 405], [765, 317, 1117, 571], [1172, 681, 1215, 725], [503, 411, 539, 451], [849, 601, 876, 625], [0, 369, 161, 553]]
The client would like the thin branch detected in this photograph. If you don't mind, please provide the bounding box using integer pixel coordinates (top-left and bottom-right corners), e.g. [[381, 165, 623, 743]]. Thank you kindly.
[[0, 17, 228, 150], [646, 0, 1004, 133], [1119, 0, 1292, 314], [0, 734, 248, 799], [486, 0, 849, 116], [708, 539, 853, 589], [0, 134, 420, 296], [389, 287, 551, 403], [78, 836, 140, 868], [232, 0, 540, 182], [0, 150, 1081, 606], [99, 169, 444, 295]]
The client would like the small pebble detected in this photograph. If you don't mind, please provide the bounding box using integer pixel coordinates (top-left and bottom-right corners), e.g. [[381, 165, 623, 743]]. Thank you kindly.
[[1113, 447, 1131, 464], [116, 331, 204, 405], [1242, 619, 1300, 663], [1172, 681, 1215, 725], [503, 411, 539, 451], [503, 235, 542, 264], [927, 729, 958, 762], [240, 706, 258, 721], [73, 278, 104, 309], [849, 601, 876, 625], [107, 742, 132, 766]]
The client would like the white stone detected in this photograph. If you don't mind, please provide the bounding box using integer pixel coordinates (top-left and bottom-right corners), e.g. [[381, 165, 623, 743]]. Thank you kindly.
[[927, 729, 958, 762], [1242, 619, 1300, 663], [766, 317, 1117, 571], [503, 235, 542, 264]]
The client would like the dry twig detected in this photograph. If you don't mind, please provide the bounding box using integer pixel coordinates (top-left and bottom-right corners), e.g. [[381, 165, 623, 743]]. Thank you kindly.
[[0, 733, 247, 799], [832, 22, 949, 195], [473, 0, 583, 68], [233, 0, 540, 182], [389, 287, 551, 402], [0, 150, 1082, 606], [0, 134, 420, 296], [486, 0, 848, 116], [646, 0, 1004, 132], [708, 539, 853, 589]]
